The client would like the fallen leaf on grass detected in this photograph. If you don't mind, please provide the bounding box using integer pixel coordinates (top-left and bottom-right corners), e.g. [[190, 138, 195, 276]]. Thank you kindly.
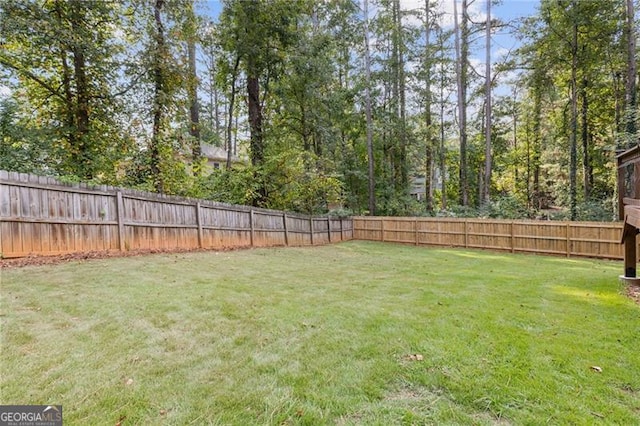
[[403, 354, 424, 361], [590, 366, 603, 373], [125, 378, 134, 385]]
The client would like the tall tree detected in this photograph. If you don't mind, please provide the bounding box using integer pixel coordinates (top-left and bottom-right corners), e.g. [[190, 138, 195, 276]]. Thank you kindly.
[[569, 8, 578, 220], [363, 0, 376, 215], [436, 23, 452, 211], [225, 55, 240, 170], [0, 0, 129, 180], [625, 0, 637, 143], [424, 0, 434, 212], [393, 0, 408, 197], [517, 0, 622, 219], [185, 0, 201, 174], [453, 0, 469, 206], [482, 0, 492, 205], [218, 0, 299, 206], [149, 0, 169, 192]]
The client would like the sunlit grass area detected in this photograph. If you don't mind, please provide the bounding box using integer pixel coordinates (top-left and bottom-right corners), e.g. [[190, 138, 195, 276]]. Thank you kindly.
[[1, 241, 639, 424]]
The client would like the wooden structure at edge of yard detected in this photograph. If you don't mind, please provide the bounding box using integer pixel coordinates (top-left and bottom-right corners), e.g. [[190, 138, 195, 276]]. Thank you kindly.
[[617, 145, 640, 279]]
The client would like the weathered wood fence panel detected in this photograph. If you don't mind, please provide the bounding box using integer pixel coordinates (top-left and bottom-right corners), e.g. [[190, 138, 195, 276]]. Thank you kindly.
[[354, 216, 624, 260], [0, 171, 353, 258]]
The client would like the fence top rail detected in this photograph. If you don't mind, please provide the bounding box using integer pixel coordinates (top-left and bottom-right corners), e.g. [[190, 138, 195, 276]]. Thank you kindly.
[[354, 216, 622, 227], [0, 176, 115, 197]]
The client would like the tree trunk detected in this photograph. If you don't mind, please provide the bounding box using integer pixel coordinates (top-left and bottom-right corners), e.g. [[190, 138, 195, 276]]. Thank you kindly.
[[625, 0, 637, 143], [439, 25, 447, 211], [395, 0, 408, 196], [73, 45, 90, 179], [569, 17, 578, 220], [389, 3, 399, 198], [581, 77, 592, 200], [60, 47, 75, 156], [55, 0, 82, 177], [247, 77, 263, 167], [483, 0, 491, 205], [188, 34, 201, 174], [453, 0, 469, 206], [57, 38, 76, 172], [71, 2, 90, 178], [227, 56, 239, 170], [532, 90, 542, 208], [150, 0, 166, 193], [214, 84, 220, 139], [247, 53, 266, 206], [513, 93, 518, 186], [440, 79, 447, 211], [363, 0, 376, 215], [424, 0, 433, 212]]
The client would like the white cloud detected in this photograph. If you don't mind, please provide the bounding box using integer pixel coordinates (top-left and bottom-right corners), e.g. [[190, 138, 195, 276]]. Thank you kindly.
[[407, 0, 488, 29], [366, 0, 487, 30], [494, 47, 511, 60]]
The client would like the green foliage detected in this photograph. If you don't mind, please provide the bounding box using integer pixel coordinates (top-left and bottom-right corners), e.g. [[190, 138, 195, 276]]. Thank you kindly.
[[121, 137, 198, 197], [0, 98, 51, 173], [261, 149, 343, 215], [478, 195, 535, 219], [513, 0, 627, 220], [1, 0, 132, 180], [0, 0, 633, 218], [550, 199, 617, 222], [197, 166, 258, 206]]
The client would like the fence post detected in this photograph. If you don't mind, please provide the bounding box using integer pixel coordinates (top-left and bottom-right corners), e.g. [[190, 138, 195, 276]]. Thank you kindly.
[[195, 202, 203, 249], [566, 222, 571, 257], [310, 216, 314, 245], [381, 218, 385, 242], [328, 217, 332, 243], [250, 209, 255, 247], [415, 218, 419, 245], [510, 221, 515, 253], [116, 191, 126, 252], [283, 213, 289, 246], [464, 219, 468, 248], [623, 223, 637, 277], [340, 218, 343, 241]]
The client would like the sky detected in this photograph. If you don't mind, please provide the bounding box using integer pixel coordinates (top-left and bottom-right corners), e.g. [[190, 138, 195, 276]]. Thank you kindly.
[[196, 0, 541, 73], [197, 0, 540, 30], [0, 0, 541, 100], [198, 0, 539, 18]]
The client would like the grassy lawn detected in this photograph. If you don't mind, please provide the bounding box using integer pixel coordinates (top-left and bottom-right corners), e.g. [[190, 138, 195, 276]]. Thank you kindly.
[[1, 241, 639, 425]]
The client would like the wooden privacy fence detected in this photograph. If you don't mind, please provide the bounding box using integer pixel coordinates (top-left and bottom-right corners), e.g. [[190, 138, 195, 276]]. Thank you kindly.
[[354, 216, 624, 260], [0, 171, 353, 258]]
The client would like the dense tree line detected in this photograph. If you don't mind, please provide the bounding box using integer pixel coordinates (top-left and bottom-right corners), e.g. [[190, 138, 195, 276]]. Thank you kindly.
[[0, 0, 638, 219]]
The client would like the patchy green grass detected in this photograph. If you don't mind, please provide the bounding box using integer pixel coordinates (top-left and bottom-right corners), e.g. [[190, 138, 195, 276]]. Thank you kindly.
[[1, 241, 639, 425]]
